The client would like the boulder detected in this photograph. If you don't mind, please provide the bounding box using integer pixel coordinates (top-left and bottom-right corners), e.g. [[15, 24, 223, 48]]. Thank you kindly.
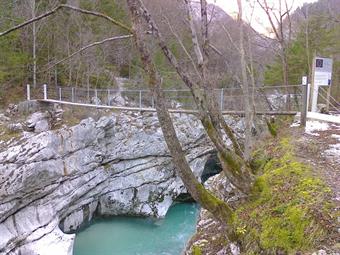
[[91, 97, 101, 105], [108, 94, 125, 106], [7, 123, 23, 132], [5, 104, 18, 116], [24, 111, 51, 132], [0, 114, 10, 123]]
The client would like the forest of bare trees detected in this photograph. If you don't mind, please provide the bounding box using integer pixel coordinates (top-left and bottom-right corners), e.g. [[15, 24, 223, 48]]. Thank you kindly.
[[0, 0, 339, 105]]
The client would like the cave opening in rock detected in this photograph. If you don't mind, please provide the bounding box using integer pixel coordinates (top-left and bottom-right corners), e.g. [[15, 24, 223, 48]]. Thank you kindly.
[[200, 152, 222, 183], [175, 152, 222, 202]]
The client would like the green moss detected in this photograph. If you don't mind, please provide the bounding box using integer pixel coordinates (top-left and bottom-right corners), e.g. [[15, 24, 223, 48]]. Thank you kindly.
[[102, 162, 111, 170], [202, 117, 243, 176], [196, 183, 235, 227], [235, 137, 334, 254], [251, 176, 272, 203], [260, 206, 308, 251], [249, 149, 271, 174], [219, 151, 241, 175], [192, 245, 202, 255], [266, 118, 278, 137]]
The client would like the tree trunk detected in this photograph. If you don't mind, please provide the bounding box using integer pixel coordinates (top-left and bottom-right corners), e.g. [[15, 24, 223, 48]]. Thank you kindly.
[[237, 0, 253, 161], [282, 47, 291, 111], [132, 0, 254, 194], [31, 0, 37, 88], [126, 0, 237, 240]]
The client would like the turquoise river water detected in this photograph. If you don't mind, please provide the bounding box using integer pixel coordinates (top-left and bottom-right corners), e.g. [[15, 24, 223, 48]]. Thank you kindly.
[[73, 203, 200, 255]]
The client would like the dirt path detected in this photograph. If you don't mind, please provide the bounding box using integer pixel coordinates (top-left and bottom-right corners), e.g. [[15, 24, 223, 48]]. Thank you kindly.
[[292, 120, 340, 250], [293, 121, 340, 202]]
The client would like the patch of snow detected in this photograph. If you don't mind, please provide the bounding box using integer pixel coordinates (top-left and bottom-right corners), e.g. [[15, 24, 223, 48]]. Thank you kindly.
[[307, 112, 340, 124], [330, 124, 340, 130], [230, 243, 240, 255], [325, 143, 340, 156], [323, 132, 340, 162], [305, 120, 329, 136], [331, 134, 340, 140], [290, 122, 300, 127]]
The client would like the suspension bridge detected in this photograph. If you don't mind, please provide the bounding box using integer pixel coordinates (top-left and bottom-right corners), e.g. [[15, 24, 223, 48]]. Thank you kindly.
[[25, 83, 340, 123], [26, 84, 304, 115]]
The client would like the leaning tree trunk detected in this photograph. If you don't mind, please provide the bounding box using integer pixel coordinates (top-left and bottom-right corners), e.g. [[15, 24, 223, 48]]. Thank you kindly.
[[186, 0, 244, 160], [126, 0, 237, 241], [134, 0, 243, 159], [132, 0, 254, 194]]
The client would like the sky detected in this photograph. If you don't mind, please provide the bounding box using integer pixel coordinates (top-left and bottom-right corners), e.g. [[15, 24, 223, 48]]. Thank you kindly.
[[207, 0, 319, 34]]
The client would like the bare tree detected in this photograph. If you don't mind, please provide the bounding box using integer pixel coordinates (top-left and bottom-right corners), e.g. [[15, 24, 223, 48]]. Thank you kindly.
[[132, 0, 255, 194], [257, 0, 294, 110], [125, 0, 236, 240], [31, 0, 37, 88], [237, 0, 254, 160]]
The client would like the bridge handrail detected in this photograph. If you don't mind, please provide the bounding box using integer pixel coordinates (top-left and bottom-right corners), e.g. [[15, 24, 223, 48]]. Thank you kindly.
[[27, 83, 303, 113], [51, 84, 302, 93]]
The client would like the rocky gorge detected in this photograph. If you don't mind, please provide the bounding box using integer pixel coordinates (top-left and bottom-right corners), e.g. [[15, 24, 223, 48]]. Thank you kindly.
[[0, 105, 245, 255]]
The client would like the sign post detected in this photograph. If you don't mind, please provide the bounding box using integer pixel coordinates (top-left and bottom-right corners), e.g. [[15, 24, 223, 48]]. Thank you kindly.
[[27, 84, 31, 101], [301, 76, 308, 127], [310, 56, 333, 112]]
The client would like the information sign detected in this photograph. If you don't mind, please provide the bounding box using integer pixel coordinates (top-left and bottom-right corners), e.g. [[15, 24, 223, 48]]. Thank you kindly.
[[314, 57, 333, 86]]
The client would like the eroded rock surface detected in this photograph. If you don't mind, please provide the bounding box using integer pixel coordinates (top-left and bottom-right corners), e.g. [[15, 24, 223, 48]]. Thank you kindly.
[[0, 112, 215, 255]]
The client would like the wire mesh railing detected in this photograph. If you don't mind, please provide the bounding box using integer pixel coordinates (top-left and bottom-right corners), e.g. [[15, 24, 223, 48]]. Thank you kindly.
[[28, 84, 303, 113], [319, 86, 340, 112]]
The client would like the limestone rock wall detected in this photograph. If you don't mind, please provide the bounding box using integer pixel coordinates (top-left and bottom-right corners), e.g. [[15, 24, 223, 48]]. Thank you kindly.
[[0, 112, 214, 255]]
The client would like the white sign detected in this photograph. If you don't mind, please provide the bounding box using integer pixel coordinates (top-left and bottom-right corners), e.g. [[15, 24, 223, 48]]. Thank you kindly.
[[302, 76, 308, 85], [314, 57, 333, 86]]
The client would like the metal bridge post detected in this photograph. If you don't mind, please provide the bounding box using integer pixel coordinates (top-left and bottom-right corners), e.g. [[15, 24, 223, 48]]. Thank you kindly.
[[311, 84, 319, 112], [71, 87, 75, 102], [59, 87, 62, 101], [95, 89, 98, 106], [139, 90, 142, 109], [43, 84, 47, 100], [107, 89, 110, 106], [26, 84, 31, 101], [152, 96, 154, 108], [220, 88, 224, 111], [301, 78, 309, 127]]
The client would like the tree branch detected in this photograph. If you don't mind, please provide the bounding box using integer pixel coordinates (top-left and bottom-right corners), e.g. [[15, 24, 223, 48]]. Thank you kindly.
[[184, 0, 204, 66], [220, 24, 241, 53], [208, 43, 223, 56], [327, 1, 340, 23], [284, 0, 293, 43], [0, 4, 132, 37], [162, 14, 200, 76], [257, 0, 281, 41], [39, 34, 133, 73], [200, 0, 209, 59]]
